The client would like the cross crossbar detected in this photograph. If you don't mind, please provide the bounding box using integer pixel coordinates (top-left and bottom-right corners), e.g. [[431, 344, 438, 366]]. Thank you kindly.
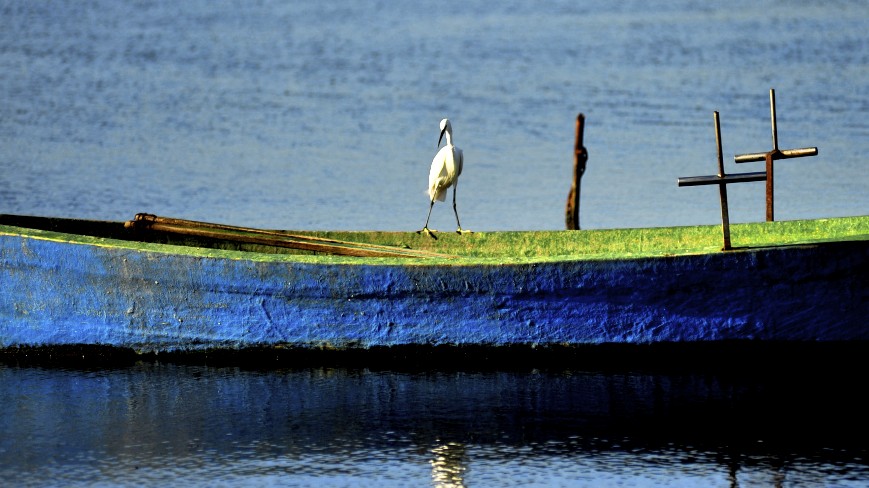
[[677, 171, 766, 187], [735, 147, 817, 163]]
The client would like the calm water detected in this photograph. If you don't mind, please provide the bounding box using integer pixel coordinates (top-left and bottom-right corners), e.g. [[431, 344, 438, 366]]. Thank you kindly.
[[1, 0, 867, 231], [1, 363, 868, 487], [2, 0, 869, 485]]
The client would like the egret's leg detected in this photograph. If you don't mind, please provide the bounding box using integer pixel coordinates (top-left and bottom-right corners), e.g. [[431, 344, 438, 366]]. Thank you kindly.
[[423, 200, 435, 228], [452, 183, 465, 234], [417, 200, 437, 238]]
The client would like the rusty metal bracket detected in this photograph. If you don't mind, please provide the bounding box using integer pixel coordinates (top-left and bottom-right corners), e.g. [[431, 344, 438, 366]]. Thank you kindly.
[[734, 88, 818, 221]]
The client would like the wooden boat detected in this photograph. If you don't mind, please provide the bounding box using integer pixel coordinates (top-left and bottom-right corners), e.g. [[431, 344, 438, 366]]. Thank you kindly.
[[1, 213, 867, 360]]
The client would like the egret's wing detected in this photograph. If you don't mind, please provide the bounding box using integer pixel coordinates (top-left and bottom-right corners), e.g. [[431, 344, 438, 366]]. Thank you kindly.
[[428, 146, 450, 202], [453, 147, 463, 177]]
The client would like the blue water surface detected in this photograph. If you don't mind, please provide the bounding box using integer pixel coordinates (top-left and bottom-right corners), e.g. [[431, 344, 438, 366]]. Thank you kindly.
[[1, 0, 868, 486], [1, 363, 867, 487], [1, 0, 866, 231]]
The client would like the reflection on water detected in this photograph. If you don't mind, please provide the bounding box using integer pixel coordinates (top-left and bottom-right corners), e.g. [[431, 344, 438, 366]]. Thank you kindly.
[[431, 442, 466, 487], [0, 361, 866, 486]]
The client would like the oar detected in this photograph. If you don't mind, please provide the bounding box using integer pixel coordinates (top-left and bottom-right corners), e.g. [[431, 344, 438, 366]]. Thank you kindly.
[[126, 214, 456, 259]]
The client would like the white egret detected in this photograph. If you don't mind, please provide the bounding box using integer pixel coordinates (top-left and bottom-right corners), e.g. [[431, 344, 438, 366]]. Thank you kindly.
[[418, 118, 467, 237]]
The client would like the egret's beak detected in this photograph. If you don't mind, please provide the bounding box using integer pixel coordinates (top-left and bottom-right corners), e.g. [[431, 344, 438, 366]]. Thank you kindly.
[[438, 127, 447, 147]]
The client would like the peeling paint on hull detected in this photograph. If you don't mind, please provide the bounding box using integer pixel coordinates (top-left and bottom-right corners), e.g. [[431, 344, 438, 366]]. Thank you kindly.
[[2, 223, 866, 353]]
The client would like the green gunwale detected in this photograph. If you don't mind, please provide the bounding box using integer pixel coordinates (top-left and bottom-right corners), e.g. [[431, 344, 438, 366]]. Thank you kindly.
[[1, 215, 867, 265]]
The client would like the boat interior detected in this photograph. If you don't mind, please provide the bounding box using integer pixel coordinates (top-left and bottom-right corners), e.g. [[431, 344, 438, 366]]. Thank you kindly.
[[0, 213, 453, 258]]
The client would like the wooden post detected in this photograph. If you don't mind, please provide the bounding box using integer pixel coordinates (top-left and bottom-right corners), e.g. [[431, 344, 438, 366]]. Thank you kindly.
[[565, 113, 587, 230]]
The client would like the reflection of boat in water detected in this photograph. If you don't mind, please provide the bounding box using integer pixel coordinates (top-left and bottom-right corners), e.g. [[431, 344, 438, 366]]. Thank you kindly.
[[430, 442, 466, 488], [1, 213, 867, 356], [0, 363, 865, 486]]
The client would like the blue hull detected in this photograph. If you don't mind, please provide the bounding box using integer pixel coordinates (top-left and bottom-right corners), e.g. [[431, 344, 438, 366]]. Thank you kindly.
[[1, 228, 867, 353]]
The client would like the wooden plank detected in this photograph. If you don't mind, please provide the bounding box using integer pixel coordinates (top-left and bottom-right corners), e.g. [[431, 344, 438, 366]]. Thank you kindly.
[[127, 214, 456, 259]]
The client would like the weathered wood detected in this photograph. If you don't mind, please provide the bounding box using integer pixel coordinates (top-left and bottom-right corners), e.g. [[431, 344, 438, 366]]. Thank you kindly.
[[127, 214, 455, 259], [565, 113, 587, 230]]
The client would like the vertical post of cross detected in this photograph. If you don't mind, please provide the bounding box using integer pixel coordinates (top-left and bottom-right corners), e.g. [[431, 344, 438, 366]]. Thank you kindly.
[[766, 89, 778, 221], [713, 112, 732, 250], [770, 88, 779, 151]]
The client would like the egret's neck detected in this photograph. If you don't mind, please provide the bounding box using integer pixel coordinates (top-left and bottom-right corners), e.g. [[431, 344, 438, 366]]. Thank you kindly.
[[443, 130, 453, 146]]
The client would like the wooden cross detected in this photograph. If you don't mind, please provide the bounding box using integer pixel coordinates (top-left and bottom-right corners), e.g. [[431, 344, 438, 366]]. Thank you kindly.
[[734, 88, 818, 221], [678, 111, 767, 250]]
